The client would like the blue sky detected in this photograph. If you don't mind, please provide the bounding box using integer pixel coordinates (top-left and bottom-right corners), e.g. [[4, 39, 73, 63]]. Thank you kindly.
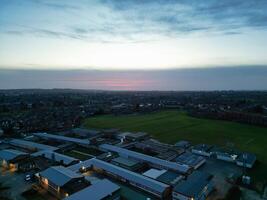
[[0, 0, 267, 90]]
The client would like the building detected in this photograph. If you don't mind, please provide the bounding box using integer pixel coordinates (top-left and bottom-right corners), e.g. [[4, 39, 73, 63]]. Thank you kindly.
[[213, 148, 239, 163], [68, 158, 171, 199], [64, 179, 120, 200], [192, 144, 214, 157], [100, 144, 191, 174], [0, 128, 3, 137], [37, 166, 89, 198], [175, 152, 206, 169], [9, 139, 58, 151], [33, 133, 90, 146], [125, 132, 149, 141], [174, 141, 191, 149], [111, 156, 143, 171], [172, 171, 214, 200], [236, 152, 256, 168], [32, 150, 79, 166], [0, 149, 29, 170], [143, 168, 167, 179], [156, 170, 183, 186], [71, 128, 101, 138]]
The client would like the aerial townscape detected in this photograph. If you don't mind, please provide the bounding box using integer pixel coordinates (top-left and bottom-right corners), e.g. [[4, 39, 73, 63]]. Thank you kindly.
[[1, 0, 267, 200], [0, 90, 266, 200]]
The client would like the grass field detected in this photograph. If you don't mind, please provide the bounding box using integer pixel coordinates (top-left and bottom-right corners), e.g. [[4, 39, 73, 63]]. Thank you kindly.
[[84, 110, 267, 187]]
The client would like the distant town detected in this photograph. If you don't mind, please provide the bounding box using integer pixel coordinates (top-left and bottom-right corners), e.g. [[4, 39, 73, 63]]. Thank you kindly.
[[0, 89, 267, 200]]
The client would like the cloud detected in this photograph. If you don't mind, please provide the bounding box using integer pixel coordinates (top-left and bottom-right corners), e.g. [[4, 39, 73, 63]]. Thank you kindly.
[[30, 0, 80, 10], [101, 0, 267, 36], [1, 66, 267, 90], [1, 0, 267, 43]]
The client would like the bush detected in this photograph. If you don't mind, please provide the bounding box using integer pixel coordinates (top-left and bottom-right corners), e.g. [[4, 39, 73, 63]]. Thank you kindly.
[[224, 186, 242, 200]]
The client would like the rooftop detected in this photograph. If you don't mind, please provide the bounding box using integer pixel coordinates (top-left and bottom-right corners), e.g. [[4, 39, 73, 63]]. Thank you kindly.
[[193, 144, 214, 152], [33, 133, 90, 145], [39, 166, 83, 187], [156, 170, 183, 185], [9, 138, 58, 151], [176, 152, 206, 167], [100, 144, 190, 174], [32, 150, 79, 165], [64, 179, 120, 200], [173, 171, 213, 198], [111, 156, 140, 167], [236, 152, 257, 164], [143, 168, 167, 179], [0, 149, 28, 161], [68, 158, 170, 194]]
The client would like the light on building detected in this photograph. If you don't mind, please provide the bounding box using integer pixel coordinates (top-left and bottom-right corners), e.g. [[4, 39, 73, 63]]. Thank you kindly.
[[44, 178, 49, 185]]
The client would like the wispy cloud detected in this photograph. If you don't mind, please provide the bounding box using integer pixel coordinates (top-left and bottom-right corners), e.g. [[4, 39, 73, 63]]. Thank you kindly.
[[1, 0, 267, 43]]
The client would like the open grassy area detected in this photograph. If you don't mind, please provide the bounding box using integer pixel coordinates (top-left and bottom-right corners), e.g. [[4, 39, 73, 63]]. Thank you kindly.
[[84, 110, 267, 187]]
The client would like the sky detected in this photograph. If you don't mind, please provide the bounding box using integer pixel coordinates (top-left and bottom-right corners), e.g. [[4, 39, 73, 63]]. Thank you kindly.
[[0, 0, 267, 90]]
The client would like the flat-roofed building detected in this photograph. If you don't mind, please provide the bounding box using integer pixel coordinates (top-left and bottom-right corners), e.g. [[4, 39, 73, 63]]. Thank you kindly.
[[236, 152, 256, 168], [192, 144, 214, 157], [37, 166, 89, 198], [71, 128, 101, 138], [0, 149, 29, 170], [111, 156, 143, 171], [213, 147, 239, 163], [32, 150, 79, 166], [64, 179, 120, 200], [172, 171, 214, 200], [156, 170, 183, 186], [100, 144, 191, 174], [33, 133, 90, 146], [68, 158, 171, 199], [125, 132, 149, 141], [176, 152, 206, 169], [174, 141, 191, 149], [9, 139, 58, 151], [143, 168, 167, 179]]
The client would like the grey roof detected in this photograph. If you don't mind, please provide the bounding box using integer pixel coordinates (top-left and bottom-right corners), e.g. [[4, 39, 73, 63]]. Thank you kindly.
[[176, 152, 206, 167], [112, 156, 140, 167], [126, 132, 148, 138], [236, 152, 256, 164], [40, 166, 83, 187], [9, 139, 58, 151], [100, 144, 190, 173], [173, 171, 212, 198], [64, 179, 120, 200], [156, 170, 183, 185], [192, 144, 214, 152], [34, 133, 90, 145], [32, 150, 79, 165], [68, 158, 169, 194], [0, 149, 28, 161], [72, 128, 100, 136], [174, 140, 190, 148]]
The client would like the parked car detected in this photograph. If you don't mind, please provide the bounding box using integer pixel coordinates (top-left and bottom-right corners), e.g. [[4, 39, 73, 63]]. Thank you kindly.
[[25, 174, 31, 181]]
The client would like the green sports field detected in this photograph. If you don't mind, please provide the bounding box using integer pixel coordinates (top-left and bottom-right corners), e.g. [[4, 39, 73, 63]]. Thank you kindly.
[[83, 110, 267, 187]]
